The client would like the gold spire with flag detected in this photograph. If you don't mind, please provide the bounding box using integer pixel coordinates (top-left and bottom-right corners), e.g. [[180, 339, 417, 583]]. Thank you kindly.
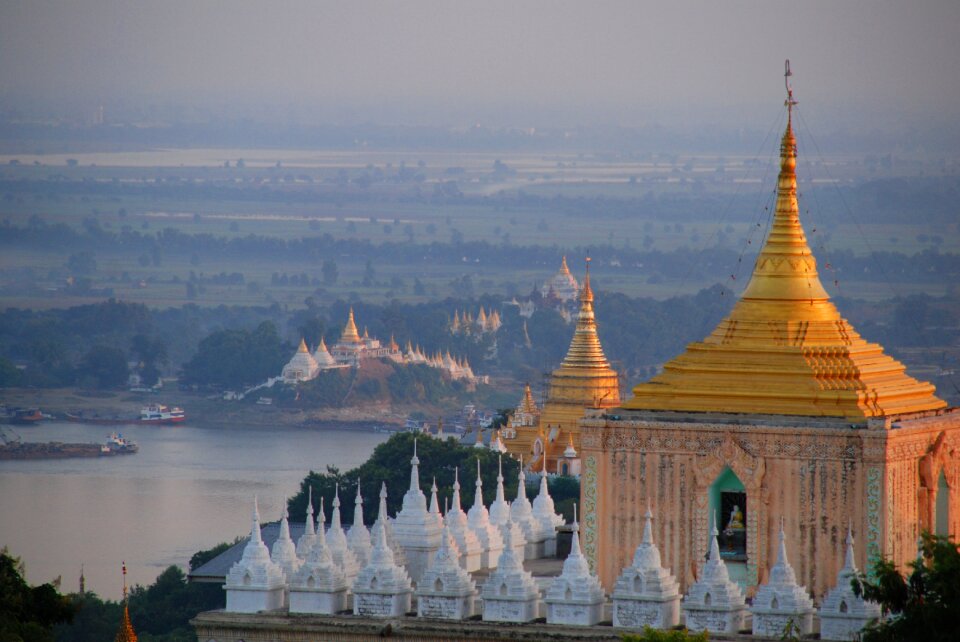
[[623, 62, 945, 419], [115, 562, 138, 642]]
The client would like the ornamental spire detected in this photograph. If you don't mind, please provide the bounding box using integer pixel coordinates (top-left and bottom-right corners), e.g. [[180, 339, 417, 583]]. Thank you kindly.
[[340, 308, 362, 344], [115, 562, 138, 642]]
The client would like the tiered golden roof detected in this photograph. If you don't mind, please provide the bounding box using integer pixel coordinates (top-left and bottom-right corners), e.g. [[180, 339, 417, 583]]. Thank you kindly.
[[339, 308, 362, 344], [624, 94, 945, 419], [547, 259, 621, 409]]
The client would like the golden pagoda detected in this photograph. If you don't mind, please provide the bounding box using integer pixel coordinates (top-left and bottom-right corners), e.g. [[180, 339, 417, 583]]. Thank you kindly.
[[506, 258, 620, 471], [623, 96, 945, 419], [115, 563, 138, 642], [339, 308, 362, 344]]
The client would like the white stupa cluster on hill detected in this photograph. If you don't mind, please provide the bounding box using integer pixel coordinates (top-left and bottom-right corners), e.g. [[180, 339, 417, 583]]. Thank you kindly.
[[222, 444, 880, 639], [448, 306, 501, 337], [281, 308, 485, 384]]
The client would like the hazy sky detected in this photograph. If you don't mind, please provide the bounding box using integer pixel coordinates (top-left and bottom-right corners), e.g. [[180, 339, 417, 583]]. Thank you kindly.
[[2, 0, 959, 129]]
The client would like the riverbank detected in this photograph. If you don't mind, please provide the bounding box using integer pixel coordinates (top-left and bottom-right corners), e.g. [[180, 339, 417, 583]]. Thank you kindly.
[[0, 387, 430, 431]]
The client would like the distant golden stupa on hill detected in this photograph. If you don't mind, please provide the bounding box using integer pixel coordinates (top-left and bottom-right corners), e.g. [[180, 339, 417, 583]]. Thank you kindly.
[[580, 62, 959, 600]]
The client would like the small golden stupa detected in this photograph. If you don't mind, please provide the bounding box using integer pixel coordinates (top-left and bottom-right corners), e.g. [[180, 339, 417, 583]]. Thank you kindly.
[[115, 562, 138, 642], [339, 308, 363, 344], [623, 103, 945, 418]]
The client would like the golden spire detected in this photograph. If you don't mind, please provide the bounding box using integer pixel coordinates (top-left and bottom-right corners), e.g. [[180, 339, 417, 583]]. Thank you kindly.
[[115, 562, 138, 642], [297, 337, 309, 353], [556, 258, 614, 373], [560, 255, 571, 275], [624, 62, 945, 419], [340, 308, 362, 344]]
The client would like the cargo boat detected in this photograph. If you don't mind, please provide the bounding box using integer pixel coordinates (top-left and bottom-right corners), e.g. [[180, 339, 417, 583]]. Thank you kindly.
[[139, 404, 185, 424]]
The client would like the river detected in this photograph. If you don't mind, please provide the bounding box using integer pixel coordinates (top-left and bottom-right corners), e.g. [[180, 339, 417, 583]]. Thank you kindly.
[[0, 421, 387, 600]]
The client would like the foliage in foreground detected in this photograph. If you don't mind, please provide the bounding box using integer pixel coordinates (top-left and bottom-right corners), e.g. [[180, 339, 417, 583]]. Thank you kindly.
[[853, 532, 960, 642], [0, 549, 75, 642], [622, 626, 709, 641]]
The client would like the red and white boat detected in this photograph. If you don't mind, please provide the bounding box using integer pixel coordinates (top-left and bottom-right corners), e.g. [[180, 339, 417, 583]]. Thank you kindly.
[[139, 404, 185, 424]]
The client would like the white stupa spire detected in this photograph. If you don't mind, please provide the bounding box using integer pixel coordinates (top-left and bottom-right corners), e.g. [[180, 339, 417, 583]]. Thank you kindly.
[[531, 465, 562, 555], [510, 455, 541, 556], [370, 481, 407, 567], [467, 457, 504, 569], [410, 438, 421, 493], [428, 477, 443, 530], [682, 512, 747, 634], [417, 509, 477, 620], [394, 439, 442, 583], [819, 526, 882, 640], [288, 495, 349, 614], [444, 467, 483, 572], [752, 517, 815, 636], [488, 455, 509, 524], [224, 496, 286, 613], [296, 487, 316, 557], [347, 480, 372, 567], [352, 500, 413, 618], [481, 512, 540, 622], [545, 504, 605, 625], [325, 485, 360, 583], [612, 503, 681, 629], [270, 504, 301, 580]]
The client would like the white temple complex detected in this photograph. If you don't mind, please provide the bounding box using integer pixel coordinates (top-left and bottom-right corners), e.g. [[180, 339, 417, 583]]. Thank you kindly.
[[223, 497, 287, 614]]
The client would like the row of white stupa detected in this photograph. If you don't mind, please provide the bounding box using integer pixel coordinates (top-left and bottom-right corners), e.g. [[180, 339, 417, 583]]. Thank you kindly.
[[223, 443, 880, 640]]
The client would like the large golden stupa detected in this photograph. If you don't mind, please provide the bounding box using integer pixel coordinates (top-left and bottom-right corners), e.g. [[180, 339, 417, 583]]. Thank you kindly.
[[623, 107, 945, 418], [505, 259, 620, 471]]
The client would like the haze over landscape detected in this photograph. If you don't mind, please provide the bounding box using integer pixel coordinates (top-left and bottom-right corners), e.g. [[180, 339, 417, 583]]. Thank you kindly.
[[1, 3, 959, 640]]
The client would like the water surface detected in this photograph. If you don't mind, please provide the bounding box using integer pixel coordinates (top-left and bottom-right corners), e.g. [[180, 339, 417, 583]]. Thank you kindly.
[[0, 421, 386, 599]]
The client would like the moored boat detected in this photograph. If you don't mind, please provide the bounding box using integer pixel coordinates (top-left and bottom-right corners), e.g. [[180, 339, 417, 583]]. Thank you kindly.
[[102, 433, 139, 455], [139, 404, 185, 424]]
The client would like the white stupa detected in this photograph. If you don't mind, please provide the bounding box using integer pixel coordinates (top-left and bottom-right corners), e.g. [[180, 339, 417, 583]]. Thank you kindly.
[[224, 496, 286, 613], [487, 455, 526, 560], [819, 528, 882, 640], [325, 485, 360, 583], [481, 514, 541, 623], [269, 504, 301, 592], [428, 478, 444, 532], [510, 456, 543, 559], [346, 481, 372, 567], [544, 504, 605, 626], [416, 519, 477, 620], [443, 468, 483, 572], [682, 516, 748, 634], [393, 439, 442, 584], [531, 465, 563, 556], [467, 458, 504, 569], [370, 482, 407, 567], [311, 337, 337, 369], [282, 338, 320, 382], [752, 519, 815, 636], [611, 505, 681, 629], [288, 499, 349, 615], [295, 487, 317, 558], [352, 506, 414, 618]]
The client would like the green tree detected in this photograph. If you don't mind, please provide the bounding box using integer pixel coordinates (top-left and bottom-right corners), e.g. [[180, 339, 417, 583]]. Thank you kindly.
[[622, 627, 708, 641], [66, 252, 97, 275], [180, 321, 285, 389], [0, 356, 22, 387], [77, 345, 129, 388], [362, 259, 376, 287], [0, 549, 76, 642], [130, 334, 168, 386], [853, 532, 960, 642], [321, 259, 338, 286]]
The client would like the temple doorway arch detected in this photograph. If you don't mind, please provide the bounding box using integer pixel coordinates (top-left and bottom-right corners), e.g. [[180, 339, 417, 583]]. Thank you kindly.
[[935, 469, 950, 537], [709, 466, 748, 587]]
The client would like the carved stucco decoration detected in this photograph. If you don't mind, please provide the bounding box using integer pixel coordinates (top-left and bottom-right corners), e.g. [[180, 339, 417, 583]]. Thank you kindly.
[[691, 433, 768, 591]]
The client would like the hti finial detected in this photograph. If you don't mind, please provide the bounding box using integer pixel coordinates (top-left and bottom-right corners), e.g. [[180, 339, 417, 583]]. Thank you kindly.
[[784, 59, 798, 113], [121, 561, 128, 601]]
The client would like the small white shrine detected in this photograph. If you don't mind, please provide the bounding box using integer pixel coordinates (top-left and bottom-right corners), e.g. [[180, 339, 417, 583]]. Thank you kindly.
[[352, 509, 414, 618], [393, 440, 442, 584], [611, 506, 681, 629], [510, 456, 543, 559], [295, 488, 317, 558], [682, 518, 748, 634], [531, 469, 563, 556], [444, 468, 483, 572], [224, 497, 286, 613], [372, 482, 407, 567], [311, 338, 338, 369], [751, 520, 815, 637], [325, 487, 360, 583], [544, 505, 605, 626], [487, 456, 526, 560], [288, 502, 349, 615], [481, 515, 541, 623], [346, 482, 372, 567], [281, 339, 320, 383], [269, 505, 301, 603], [819, 529, 882, 641], [416, 520, 477, 620], [466, 459, 504, 569]]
